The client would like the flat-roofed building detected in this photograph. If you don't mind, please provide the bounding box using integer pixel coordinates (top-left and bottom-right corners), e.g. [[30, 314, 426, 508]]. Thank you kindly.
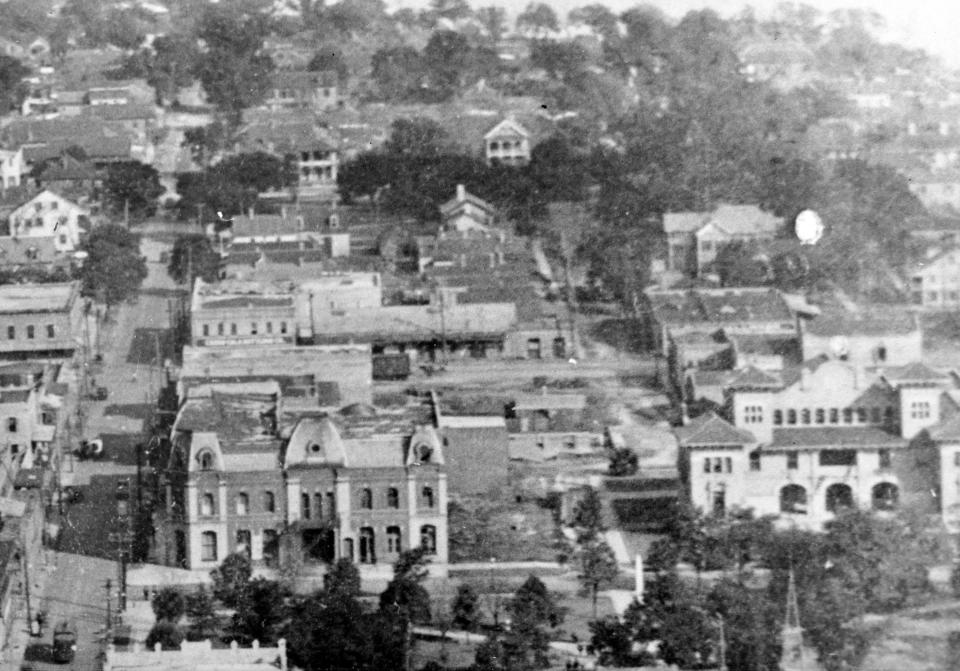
[[0, 282, 84, 360], [180, 343, 373, 407]]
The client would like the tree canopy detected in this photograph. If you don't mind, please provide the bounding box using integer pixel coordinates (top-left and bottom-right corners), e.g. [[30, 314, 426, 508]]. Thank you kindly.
[[77, 225, 148, 308], [102, 161, 165, 223]]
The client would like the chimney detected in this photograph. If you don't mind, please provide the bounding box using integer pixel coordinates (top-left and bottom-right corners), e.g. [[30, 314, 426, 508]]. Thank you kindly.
[[280, 205, 287, 220], [247, 206, 254, 218], [456, 183, 466, 202]]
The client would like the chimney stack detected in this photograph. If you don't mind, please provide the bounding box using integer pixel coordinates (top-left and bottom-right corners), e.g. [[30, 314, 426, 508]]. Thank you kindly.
[[456, 183, 466, 201]]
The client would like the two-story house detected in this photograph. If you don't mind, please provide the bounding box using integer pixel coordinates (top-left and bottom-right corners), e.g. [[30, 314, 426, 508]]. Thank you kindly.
[[663, 204, 784, 277], [157, 384, 448, 572], [0, 149, 26, 190], [484, 118, 531, 167], [7, 189, 87, 253], [678, 358, 952, 529], [909, 248, 960, 308], [439, 184, 496, 234], [266, 71, 339, 113]]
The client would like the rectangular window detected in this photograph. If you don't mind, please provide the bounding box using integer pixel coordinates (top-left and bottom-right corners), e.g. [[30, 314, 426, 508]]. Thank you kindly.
[[773, 410, 783, 425], [801, 409, 811, 425], [266, 322, 273, 334], [230, 323, 237, 335], [703, 457, 711, 474], [856, 407, 868, 423], [879, 449, 892, 469], [713, 457, 723, 473], [911, 401, 931, 419], [217, 323, 224, 336], [954, 452, 960, 467], [744, 405, 763, 424], [7, 417, 16, 433], [201, 532, 218, 561], [843, 408, 853, 424], [819, 449, 857, 467], [6, 326, 13, 340], [787, 409, 797, 425], [815, 409, 825, 424], [830, 408, 839, 424], [787, 452, 799, 469], [202, 324, 210, 337], [26, 325, 34, 339], [46, 324, 54, 338], [871, 407, 882, 424], [280, 322, 288, 334], [724, 457, 732, 473], [749, 451, 761, 471], [250, 322, 258, 335]]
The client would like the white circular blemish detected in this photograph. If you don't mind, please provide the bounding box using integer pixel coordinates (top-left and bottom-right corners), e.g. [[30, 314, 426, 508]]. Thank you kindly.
[[795, 209, 824, 245]]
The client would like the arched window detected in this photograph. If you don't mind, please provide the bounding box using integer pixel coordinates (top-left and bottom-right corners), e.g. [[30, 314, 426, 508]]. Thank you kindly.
[[200, 493, 214, 517], [787, 409, 797, 425], [773, 410, 783, 425], [825, 483, 854, 513], [801, 409, 811, 424], [263, 491, 275, 513], [872, 482, 898, 511], [301, 492, 311, 519], [422, 486, 435, 508], [235, 493, 249, 516], [386, 526, 402, 553], [780, 485, 808, 514], [201, 531, 218, 561], [420, 525, 437, 554], [387, 487, 399, 509], [361, 488, 373, 509], [198, 451, 214, 470]]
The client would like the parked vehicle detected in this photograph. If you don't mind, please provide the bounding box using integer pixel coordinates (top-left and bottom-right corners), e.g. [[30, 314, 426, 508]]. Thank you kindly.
[[74, 438, 104, 461], [52, 621, 77, 663]]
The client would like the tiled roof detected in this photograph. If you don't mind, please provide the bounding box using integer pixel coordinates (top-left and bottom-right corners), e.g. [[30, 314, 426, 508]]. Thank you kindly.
[[805, 309, 919, 336], [272, 70, 338, 89], [729, 334, 800, 358], [882, 362, 950, 385], [512, 393, 586, 412], [676, 412, 756, 445], [662, 212, 705, 234], [769, 426, 906, 450], [929, 414, 960, 441], [174, 390, 278, 443], [726, 365, 782, 389]]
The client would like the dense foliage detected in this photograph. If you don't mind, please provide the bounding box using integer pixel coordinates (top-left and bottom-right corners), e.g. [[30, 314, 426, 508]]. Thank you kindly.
[[77, 225, 148, 307]]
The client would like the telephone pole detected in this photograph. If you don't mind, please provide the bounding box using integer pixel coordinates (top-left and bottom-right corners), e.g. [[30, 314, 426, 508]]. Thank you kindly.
[[105, 579, 113, 636]]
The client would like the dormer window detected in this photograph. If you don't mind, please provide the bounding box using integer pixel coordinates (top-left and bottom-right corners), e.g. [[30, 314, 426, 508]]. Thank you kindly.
[[198, 451, 214, 470]]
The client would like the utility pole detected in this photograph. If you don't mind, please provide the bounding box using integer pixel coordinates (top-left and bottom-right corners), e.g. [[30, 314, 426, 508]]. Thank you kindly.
[[105, 579, 112, 636], [21, 545, 33, 632]]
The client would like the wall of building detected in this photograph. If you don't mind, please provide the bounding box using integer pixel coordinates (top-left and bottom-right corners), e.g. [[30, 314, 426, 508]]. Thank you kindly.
[[0, 303, 83, 358], [441, 424, 509, 495], [801, 331, 923, 368], [191, 305, 297, 347]]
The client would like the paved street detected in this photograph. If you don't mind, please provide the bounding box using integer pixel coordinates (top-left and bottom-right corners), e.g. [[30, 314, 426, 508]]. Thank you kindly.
[[22, 553, 117, 671]]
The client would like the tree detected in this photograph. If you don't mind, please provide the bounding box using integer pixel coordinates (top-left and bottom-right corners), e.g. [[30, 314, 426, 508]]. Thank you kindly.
[[370, 46, 424, 101], [579, 540, 618, 619], [530, 40, 590, 84], [286, 591, 380, 671], [308, 47, 349, 84], [195, 5, 274, 123], [516, 3, 559, 37], [210, 552, 252, 608], [385, 118, 450, 159], [152, 587, 186, 623], [571, 487, 604, 542], [232, 578, 289, 644], [568, 4, 618, 40], [706, 579, 781, 671], [608, 447, 638, 477], [423, 30, 471, 101], [476, 6, 507, 42], [0, 55, 29, 114], [451, 583, 481, 631], [714, 241, 770, 287], [185, 586, 219, 640], [168, 235, 221, 286], [325, 558, 361, 599], [102, 161, 165, 223], [78, 225, 148, 308], [148, 35, 200, 105], [146, 621, 184, 650], [182, 119, 231, 169], [379, 547, 432, 625], [506, 576, 563, 669]]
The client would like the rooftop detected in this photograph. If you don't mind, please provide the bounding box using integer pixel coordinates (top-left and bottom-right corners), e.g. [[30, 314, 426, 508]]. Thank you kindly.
[[769, 426, 906, 450], [676, 412, 756, 445], [805, 309, 919, 336], [648, 287, 794, 326], [0, 282, 77, 314]]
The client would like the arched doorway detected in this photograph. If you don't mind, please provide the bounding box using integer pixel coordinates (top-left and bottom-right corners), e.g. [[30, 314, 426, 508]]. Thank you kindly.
[[825, 483, 854, 513], [779, 484, 808, 514], [872, 482, 899, 511], [359, 527, 376, 564]]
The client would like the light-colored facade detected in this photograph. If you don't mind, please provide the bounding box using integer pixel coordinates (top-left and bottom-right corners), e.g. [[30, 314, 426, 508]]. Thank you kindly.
[[157, 386, 448, 572], [104, 639, 287, 671], [909, 248, 960, 308], [800, 310, 922, 368], [267, 70, 339, 112], [484, 118, 531, 167], [678, 359, 952, 529], [0, 149, 25, 189], [7, 190, 87, 253], [439, 185, 496, 234], [0, 282, 84, 359]]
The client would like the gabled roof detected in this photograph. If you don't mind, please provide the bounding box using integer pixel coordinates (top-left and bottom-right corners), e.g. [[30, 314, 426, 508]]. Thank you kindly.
[[726, 365, 782, 389], [929, 414, 960, 442], [805, 309, 919, 337], [882, 362, 950, 386], [484, 117, 530, 141], [769, 426, 906, 451], [272, 70, 338, 89], [439, 187, 494, 217], [675, 412, 756, 446]]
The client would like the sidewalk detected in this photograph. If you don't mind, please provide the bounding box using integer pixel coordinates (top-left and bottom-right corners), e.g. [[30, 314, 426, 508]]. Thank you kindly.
[[3, 545, 57, 670]]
